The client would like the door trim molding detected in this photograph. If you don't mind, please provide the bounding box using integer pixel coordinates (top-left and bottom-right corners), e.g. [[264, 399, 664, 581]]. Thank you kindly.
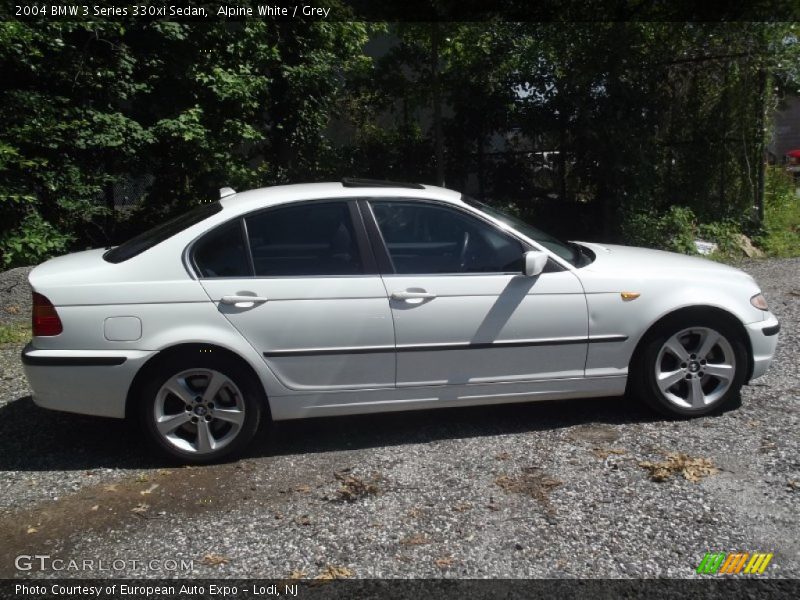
[[263, 335, 627, 358]]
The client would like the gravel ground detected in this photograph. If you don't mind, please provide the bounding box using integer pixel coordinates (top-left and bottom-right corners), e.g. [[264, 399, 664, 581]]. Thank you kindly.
[[0, 259, 797, 580]]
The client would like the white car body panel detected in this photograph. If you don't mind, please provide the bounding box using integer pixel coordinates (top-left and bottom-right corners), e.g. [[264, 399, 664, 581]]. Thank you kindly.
[[200, 276, 395, 390], [21, 182, 779, 423], [383, 271, 589, 386]]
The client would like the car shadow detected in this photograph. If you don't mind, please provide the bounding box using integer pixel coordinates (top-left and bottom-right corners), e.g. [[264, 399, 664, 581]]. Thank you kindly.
[[0, 391, 710, 472]]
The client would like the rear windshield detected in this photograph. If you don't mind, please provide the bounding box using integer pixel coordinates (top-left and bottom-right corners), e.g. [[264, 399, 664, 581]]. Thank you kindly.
[[103, 202, 223, 263]]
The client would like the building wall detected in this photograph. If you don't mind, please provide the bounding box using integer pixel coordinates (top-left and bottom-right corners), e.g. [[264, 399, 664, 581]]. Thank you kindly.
[[771, 95, 800, 161]]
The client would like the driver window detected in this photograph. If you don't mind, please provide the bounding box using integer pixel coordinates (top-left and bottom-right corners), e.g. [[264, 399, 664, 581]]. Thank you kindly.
[[370, 201, 524, 274]]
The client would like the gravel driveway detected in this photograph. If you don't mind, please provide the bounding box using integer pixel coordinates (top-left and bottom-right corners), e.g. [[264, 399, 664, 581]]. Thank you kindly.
[[0, 259, 797, 579]]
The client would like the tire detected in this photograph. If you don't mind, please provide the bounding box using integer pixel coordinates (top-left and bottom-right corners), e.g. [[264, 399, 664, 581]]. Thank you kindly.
[[138, 353, 264, 464], [629, 315, 748, 417]]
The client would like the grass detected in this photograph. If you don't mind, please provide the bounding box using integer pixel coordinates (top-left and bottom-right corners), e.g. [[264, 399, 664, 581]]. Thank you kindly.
[[0, 322, 31, 345], [758, 167, 800, 258]]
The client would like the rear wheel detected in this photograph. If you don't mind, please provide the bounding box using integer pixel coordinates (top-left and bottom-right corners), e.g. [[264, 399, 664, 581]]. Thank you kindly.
[[139, 354, 263, 463], [631, 317, 747, 417]]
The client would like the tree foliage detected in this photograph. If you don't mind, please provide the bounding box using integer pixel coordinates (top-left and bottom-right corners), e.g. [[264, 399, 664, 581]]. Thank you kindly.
[[1, 20, 798, 267], [0, 19, 370, 266]]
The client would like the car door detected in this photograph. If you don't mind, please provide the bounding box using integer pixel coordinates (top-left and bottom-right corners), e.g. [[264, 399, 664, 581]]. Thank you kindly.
[[362, 199, 588, 387], [195, 199, 395, 391]]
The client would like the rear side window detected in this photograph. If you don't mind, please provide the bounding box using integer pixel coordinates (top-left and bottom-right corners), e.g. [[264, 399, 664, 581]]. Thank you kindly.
[[193, 220, 251, 278], [104, 202, 222, 263], [245, 202, 363, 276]]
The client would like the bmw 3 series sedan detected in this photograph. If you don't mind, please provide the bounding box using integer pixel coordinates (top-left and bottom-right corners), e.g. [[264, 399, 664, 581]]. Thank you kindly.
[[22, 179, 780, 462]]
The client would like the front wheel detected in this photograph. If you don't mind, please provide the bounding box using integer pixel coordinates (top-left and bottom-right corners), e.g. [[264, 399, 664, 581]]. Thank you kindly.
[[139, 355, 263, 463], [631, 318, 748, 417]]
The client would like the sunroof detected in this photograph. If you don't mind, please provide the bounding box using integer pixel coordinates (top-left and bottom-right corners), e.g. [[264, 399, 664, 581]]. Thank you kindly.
[[341, 178, 425, 190]]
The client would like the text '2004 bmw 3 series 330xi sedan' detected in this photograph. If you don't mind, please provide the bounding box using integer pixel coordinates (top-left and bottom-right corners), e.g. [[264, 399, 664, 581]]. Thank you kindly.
[[21, 179, 780, 463]]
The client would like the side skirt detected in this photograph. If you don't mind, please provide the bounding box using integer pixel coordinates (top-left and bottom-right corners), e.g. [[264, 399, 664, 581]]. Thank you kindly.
[[268, 376, 627, 420]]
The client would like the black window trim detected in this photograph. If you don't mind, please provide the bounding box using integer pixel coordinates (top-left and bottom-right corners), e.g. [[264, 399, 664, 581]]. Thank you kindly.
[[184, 198, 379, 280], [358, 197, 564, 277]]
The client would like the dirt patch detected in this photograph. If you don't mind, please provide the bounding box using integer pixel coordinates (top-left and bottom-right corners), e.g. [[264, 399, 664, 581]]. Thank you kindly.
[[567, 424, 620, 444], [494, 467, 562, 511], [0, 462, 250, 577]]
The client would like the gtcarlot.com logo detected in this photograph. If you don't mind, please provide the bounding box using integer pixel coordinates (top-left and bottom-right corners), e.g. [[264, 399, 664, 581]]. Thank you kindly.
[[15, 554, 193, 572], [696, 552, 773, 575]]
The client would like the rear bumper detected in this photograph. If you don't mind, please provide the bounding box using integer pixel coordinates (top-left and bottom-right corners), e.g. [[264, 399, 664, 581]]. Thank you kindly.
[[21, 343, 155, 418], [746, 315, 780, 382]]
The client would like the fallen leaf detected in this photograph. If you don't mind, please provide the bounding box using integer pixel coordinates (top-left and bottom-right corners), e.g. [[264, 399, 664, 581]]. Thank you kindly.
[[434, 556, 456, 568], [288, 569, 306, 580], [293, 485, 311, 494], [400, 533, 430, 546], [591, 447, 627, 459], [495, 451, 511, 461], [452, 502, 472, 512], [90, 505, 99, 511], [26, 526, 38, 534], [140, 483, 160, 496], [157, 469, 173, 477], [130, 503, 149, 514], [407, 507, 424, 518], [201, 553, 230, 566], [103, 484, 119, 493], [332, 471, 381, 503], [639, 452, 719, 483], [314, 565, 353, 580], [294, 515, 311, 526], [135, 474, 149, 483]]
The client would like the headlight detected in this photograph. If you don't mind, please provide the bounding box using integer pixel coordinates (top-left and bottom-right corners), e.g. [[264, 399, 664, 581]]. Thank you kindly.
[[750, 293, 769, 311]]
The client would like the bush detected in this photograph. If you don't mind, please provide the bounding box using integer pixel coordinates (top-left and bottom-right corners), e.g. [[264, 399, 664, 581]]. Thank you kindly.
[[696, 220, 742, 257], [621, 205, 697, 254], [0, 211, 73, 268]]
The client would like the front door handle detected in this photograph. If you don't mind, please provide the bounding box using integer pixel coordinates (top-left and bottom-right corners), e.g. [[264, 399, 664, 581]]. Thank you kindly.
[[391, 290, 437, 301], [220, 295, 269, 306]]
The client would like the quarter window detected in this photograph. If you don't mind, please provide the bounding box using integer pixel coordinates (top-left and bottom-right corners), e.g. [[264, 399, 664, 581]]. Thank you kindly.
[[370, 201, 524, 274], [193, 220, 251, 278], [245, 202, 363, 276]]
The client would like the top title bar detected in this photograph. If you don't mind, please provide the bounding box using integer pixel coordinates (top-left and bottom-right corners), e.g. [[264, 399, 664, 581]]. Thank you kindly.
[[3, 0, 800, 22]]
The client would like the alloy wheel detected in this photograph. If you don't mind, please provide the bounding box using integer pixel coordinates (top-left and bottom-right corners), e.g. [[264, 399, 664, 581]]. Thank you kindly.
[[154, 368, 246, 455], [654, 326, 736, 410]]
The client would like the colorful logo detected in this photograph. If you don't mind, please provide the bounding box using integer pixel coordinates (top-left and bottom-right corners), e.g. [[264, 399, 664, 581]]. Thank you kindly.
[[696, 552, 774, 575]]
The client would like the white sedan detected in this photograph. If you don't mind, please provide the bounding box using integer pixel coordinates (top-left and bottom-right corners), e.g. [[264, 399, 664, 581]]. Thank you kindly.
[[21, 180, 780, 462]]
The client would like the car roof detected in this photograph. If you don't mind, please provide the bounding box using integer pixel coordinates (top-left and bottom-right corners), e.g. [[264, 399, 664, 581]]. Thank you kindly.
[[220, 181, 464, 214]]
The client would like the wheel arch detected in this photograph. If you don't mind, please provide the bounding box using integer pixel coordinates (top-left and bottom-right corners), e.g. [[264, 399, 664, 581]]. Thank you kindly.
[[627, 305, 754, 386], [125, 343, 272, 420]]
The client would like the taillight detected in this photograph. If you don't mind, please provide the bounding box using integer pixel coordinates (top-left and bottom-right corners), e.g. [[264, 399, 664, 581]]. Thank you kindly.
[[32, 292, 63, 336]]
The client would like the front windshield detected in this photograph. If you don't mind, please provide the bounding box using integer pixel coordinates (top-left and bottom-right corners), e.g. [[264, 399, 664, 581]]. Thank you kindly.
[[462, 196, 583, 266]]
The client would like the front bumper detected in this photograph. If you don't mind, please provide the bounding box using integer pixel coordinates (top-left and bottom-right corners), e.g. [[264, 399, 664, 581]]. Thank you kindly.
[[21, 343, 156, 418], [746, 314, 780, 382]]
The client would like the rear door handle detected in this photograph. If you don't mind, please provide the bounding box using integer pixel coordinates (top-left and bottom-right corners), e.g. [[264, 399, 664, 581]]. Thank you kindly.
[[391, 290, 437, 301], [220, 295, 269, 305]]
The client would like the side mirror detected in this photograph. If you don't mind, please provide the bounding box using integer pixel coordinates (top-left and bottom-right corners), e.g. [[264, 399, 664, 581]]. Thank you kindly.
[[523, 250, 548, 277]]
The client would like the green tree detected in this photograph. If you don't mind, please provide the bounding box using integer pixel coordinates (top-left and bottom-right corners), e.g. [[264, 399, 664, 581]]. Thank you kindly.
[[0, 19, 371, 267]]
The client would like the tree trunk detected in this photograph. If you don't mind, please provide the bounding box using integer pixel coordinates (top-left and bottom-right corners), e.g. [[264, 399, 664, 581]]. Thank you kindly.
[[431, 24, 445, 186], [754, 67, 768, 224]]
